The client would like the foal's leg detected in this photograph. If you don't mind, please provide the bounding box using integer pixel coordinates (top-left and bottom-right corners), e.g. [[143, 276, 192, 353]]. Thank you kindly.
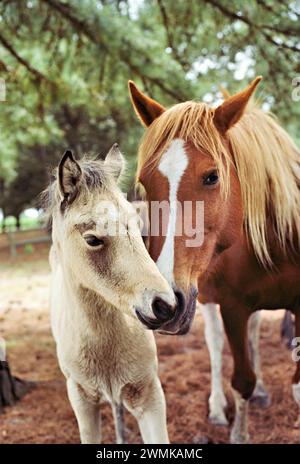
[[292, 311, 300, 428], [221, 306, 256, 444], [112, 402, 126, 444], [200, 303, 228, 425], [124, 377, 169, 444], [66, 378, 101, 444], [248, 312, 270, 407]]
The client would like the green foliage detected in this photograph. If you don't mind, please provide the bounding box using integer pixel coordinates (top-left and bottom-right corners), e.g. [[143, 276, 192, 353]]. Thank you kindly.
[[0, 0, 299, 220]]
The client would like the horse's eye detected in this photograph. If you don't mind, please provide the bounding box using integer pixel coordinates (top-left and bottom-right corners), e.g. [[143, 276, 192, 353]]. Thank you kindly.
[[203, 171, 219, 186], [84, 235, 105, 247]]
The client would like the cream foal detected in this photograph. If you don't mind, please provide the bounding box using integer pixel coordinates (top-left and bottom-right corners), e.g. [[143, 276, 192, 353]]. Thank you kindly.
[[46, 145, 178, 444]]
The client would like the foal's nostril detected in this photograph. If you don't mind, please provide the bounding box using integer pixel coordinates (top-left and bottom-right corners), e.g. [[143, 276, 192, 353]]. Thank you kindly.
[[152, 297, 174, 322]]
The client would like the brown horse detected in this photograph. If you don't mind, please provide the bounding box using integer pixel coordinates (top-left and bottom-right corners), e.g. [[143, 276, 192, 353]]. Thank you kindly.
[[128, 77, 300, 443]]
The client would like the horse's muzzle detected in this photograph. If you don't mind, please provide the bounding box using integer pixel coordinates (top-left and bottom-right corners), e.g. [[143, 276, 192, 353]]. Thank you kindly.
[[135, 286, 198, 335]]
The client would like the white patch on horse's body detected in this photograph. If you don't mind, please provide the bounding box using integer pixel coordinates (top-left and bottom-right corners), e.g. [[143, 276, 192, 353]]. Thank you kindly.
[[156, 138, 188, 284]]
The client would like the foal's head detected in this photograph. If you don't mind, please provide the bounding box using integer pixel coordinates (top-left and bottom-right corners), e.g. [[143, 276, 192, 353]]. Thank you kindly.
[[44, 145, 186, 330], [129, 78, 263, 324]]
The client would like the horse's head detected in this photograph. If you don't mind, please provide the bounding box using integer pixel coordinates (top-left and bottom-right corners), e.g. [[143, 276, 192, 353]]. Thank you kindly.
[[129, 78, 262, 331], [45, 145, 187, 329]]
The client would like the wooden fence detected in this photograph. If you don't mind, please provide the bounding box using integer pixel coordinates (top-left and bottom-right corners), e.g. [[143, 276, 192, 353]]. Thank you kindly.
[[0, 228, 51, 258]]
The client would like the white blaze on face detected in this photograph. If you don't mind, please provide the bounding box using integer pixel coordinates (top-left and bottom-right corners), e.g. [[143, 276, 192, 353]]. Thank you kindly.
[[156, 138, 188, 284]]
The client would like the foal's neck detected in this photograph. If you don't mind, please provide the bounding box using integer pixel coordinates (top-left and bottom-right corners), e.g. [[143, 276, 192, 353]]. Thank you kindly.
[[64, 272, 128, 336]]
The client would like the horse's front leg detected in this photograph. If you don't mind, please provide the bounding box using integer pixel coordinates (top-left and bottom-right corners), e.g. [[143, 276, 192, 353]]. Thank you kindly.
[[200, 303, 228, 425], [66, 377, 101, 444], [248, 311, 270, 407], [221, 305, 256, 444]]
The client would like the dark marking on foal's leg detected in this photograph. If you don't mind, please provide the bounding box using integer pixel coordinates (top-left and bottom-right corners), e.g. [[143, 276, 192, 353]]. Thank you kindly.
[[113, 402, 126, 444]]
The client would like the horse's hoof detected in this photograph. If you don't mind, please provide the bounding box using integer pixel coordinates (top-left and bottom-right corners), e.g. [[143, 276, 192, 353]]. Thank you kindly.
[[192, 435, 211, 444], [208, 412, 229, 426], [250, 381, 271, 408], [230, 431, 250, 444], [250, 391, 271, 408], [208, 393, 228, 426]]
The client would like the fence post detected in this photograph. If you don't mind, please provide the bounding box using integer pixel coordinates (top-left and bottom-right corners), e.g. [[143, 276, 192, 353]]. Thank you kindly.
[[7, 230, 17, 258]]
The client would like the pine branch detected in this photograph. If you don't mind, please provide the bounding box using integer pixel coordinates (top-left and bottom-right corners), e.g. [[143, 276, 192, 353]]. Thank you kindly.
[[0, 31, 52, 83]]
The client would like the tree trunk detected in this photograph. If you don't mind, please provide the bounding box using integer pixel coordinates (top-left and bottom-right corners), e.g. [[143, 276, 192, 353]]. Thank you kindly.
[[15, 214, 21, 231], [0, 361, 34, 414]]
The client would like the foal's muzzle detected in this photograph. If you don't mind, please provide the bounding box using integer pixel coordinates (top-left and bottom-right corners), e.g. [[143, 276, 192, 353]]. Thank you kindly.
[[135, 286, 198, 335]]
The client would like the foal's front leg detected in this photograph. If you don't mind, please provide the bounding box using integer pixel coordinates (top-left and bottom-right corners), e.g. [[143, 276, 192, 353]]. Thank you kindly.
[[221, 306, 256, 444], [67, 378, 101, 444], [200, 303, 228, 425], [125, 377, 169, 444], [112, 402, 126, 444]]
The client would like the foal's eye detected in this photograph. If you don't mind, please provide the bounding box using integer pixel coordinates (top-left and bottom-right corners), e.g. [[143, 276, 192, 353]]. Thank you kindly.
[[203, 170, 219, 186], [84, 235, 105, 247]]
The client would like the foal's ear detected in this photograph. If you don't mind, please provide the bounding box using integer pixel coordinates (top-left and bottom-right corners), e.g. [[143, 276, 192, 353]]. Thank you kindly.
[[104, 143, 125, 181], [128, 80, 165, 127], [58, 150, 82, 199], [213, 76, 262, 134]]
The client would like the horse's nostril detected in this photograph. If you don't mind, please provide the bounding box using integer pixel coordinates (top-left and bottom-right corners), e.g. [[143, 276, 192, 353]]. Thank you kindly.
[[174, 289, 185, 312], [152, 297, 173, 322]]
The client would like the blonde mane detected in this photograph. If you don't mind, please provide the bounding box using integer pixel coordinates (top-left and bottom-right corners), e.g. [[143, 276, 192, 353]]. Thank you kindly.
[[137, 101, 300, 266]]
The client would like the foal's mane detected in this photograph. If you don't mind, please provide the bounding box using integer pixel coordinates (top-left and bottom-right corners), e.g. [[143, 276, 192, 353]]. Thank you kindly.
[[137, 101, 300, 266]]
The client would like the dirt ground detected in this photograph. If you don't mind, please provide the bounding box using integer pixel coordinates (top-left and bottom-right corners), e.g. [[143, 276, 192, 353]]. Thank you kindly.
[[0, 244, 299, 444]]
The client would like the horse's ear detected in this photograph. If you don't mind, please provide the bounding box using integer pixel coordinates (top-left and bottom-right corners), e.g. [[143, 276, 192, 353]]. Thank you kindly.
[[218, 85, 230, 100], [128, 80, 165, 127], [104, 143, 125, 181], [58, 150, 82, 200], [214, 76, 262, 134]]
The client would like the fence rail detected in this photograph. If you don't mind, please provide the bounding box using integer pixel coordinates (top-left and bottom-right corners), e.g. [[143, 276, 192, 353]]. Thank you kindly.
[[0, 228, 51, 258]]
